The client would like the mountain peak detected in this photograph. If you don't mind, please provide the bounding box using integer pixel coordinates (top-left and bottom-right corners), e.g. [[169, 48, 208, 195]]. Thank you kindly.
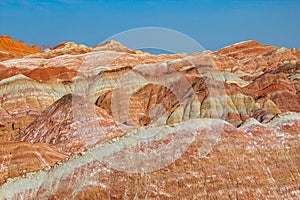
[[0, 35, 41, 61], [93, 40, 134, 53]]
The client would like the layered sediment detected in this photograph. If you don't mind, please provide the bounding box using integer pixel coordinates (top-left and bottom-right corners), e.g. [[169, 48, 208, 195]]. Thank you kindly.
[[0, 38, 299, 199]]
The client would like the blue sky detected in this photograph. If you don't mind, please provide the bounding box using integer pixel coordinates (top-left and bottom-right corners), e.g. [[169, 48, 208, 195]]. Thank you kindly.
[[0, 0, 299, 50]]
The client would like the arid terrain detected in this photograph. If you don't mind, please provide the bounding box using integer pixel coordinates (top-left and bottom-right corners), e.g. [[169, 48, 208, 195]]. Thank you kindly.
[[0, 35, 299, 199]]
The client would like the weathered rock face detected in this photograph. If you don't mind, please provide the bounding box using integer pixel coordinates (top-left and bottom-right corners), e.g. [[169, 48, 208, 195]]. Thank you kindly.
[[1, 114, 299, 199], [26, 42, 92, 59], [93, 40, 135, 53], [19, 94, 126, 155], [0, 36, 41, 61], [212, 40, 300, 79], [0, 141, 67, 185], [0, 38, 299, 199], [0, 74, 73, 141]]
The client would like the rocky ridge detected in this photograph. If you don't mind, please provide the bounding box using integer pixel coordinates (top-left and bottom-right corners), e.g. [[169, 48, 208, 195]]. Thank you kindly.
[[0, 36, 41, 61], [0, 37, 299, 199]]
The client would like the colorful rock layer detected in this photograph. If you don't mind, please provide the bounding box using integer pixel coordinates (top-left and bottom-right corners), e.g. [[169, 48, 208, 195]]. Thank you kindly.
[[0, 37, 299, 199]]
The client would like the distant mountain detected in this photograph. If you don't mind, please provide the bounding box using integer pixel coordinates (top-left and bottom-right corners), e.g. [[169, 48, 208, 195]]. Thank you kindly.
[[136, 48, 175, 54], [35, 44, 52, 50]]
